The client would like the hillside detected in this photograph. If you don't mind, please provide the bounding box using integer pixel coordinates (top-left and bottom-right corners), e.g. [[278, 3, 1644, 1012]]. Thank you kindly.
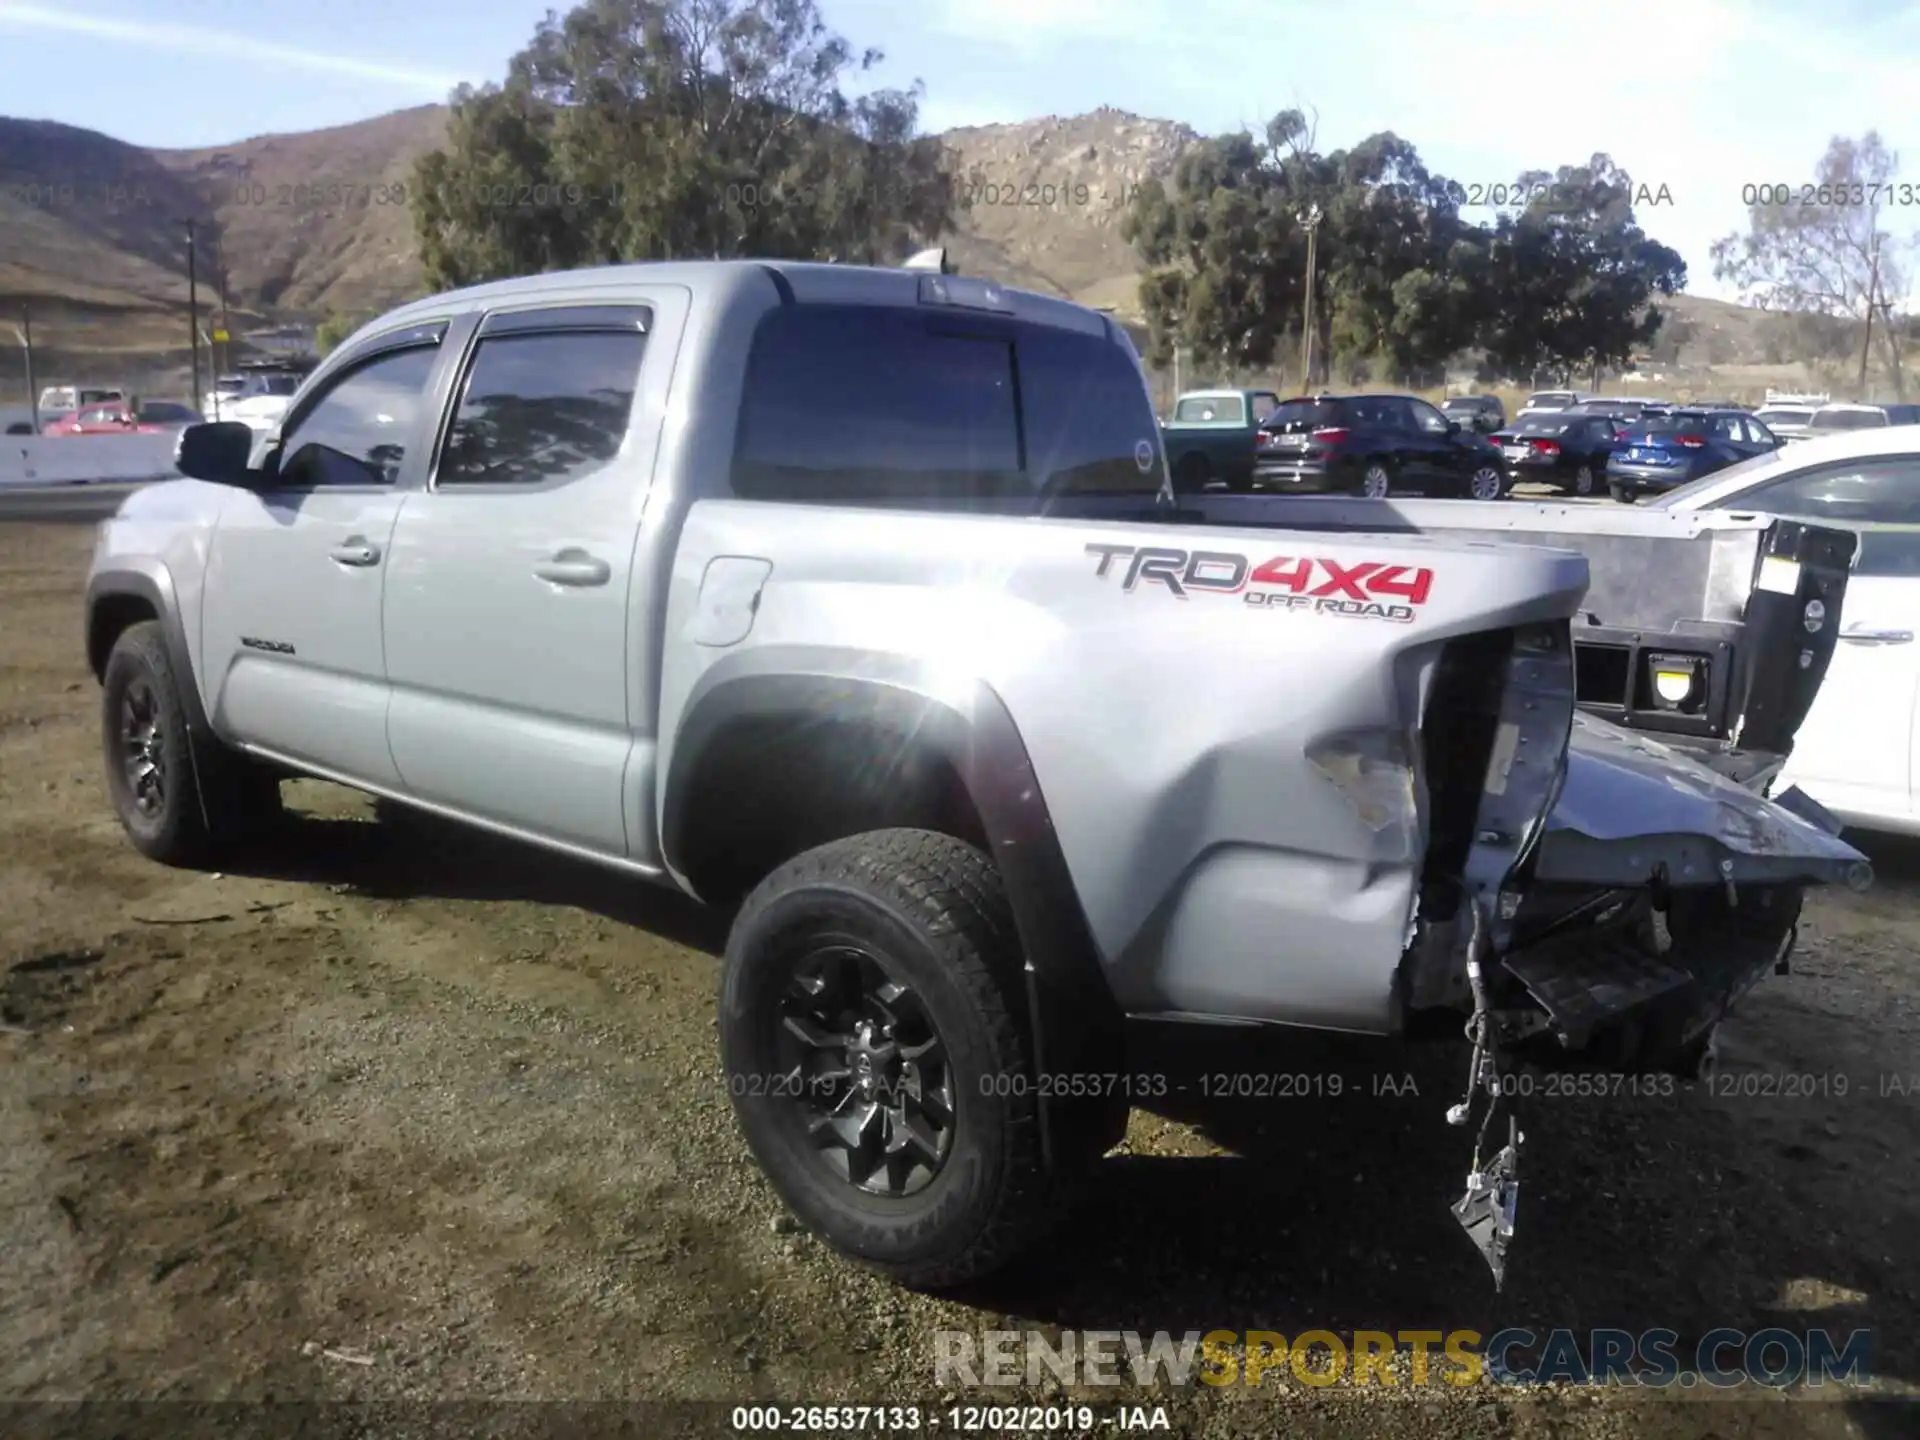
[[0, 103, 1904, 404]]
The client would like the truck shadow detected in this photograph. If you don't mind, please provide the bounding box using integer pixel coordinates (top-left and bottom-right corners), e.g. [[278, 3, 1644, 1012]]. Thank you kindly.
[[957, 1022, 1918, 1417], [223, 799, 1916, 1416], [225, 797, 733, 957]]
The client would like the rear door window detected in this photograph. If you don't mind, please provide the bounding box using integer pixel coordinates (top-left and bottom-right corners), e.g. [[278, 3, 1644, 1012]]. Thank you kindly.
[[436, 328, 647, 487], [731, 304, 1162, 507]]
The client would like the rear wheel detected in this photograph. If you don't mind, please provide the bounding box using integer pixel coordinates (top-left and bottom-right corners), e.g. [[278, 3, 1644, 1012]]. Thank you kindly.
[[719, 829, 1067, 1289], [1571, 463, 1596, 496], [1468, 464, 1504, 501], [1359, 461, 1394, 498]]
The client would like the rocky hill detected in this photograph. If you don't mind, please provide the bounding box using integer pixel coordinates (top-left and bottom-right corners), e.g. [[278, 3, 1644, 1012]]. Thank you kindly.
[[0, 103, 1896, 401]]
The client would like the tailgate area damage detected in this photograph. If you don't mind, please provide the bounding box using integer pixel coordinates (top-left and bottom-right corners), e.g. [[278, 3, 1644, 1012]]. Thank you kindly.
[[1405, 661, 1872, 1290]]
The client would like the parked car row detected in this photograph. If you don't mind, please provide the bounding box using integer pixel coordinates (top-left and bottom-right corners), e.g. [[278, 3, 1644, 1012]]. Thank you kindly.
[[4, 392, 202, 436]]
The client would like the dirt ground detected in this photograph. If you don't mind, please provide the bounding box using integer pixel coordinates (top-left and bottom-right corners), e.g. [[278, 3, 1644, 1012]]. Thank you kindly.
[[3, 520, 1918, 1440]]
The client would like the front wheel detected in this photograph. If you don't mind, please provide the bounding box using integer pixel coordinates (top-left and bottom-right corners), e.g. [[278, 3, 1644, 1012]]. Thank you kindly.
[[100, 621, 283, 866], [1468, 464, 1505, 501], [1609, 482, 1634, 504], [719, 829, 1062, 1289]]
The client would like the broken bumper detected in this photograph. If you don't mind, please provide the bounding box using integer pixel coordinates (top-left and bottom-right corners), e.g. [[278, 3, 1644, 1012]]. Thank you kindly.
[[1440, 713, 1870, 1289], [1533, 712, 1872, 892]]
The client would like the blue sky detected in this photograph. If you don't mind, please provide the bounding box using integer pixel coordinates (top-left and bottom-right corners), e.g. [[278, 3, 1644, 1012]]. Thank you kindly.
[[3, 0, 1918, 302]]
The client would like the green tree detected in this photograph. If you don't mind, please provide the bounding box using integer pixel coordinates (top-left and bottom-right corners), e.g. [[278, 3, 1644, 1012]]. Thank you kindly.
[[1477, 156, 1686, 383], [314, 312, 362, 356], [412, 0, 963, 289], [1125, 122, 1686, 389]]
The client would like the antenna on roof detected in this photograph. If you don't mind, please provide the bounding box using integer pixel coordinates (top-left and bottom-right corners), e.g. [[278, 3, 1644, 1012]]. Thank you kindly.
[[902, 246, 954, 274]]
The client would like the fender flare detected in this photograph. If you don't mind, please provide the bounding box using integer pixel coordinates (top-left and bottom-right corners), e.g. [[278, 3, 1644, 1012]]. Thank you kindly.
[[664, 653, 1125, 1166]]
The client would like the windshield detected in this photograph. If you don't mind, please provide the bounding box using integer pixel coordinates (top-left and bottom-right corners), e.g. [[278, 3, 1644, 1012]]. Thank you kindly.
[[1172, 395, 1245, 424], [261, 375, 301, 396], [1811, 407, 1888, 430], [1525, 392, 1575, 408], [1442, 399, 1483, 412], [1263, 399, 1342, 433], [1645, 447, 1789, 508], [1754, 408, 1812, 426]]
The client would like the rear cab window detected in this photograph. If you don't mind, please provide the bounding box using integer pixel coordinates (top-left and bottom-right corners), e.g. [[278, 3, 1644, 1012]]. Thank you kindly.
[[731, 303, 1164, 509], [1171, 395, 1247, 424]]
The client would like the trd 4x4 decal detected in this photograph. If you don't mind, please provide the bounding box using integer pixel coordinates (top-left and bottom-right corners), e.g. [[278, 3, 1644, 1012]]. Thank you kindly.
[[1086, 543, 1434, 623]]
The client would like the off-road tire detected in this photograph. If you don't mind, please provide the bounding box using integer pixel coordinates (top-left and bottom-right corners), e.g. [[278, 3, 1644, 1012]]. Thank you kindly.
[[720, 828, 1060, 1289], [101, 621, 282, 866]]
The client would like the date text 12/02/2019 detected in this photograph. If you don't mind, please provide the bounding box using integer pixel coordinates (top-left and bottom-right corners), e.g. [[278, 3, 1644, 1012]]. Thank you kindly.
[[226, 180, 629, 209], [728, 1404, 1172, 1431]]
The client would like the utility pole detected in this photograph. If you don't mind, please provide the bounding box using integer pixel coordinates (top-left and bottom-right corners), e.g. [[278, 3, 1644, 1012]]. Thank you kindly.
[[186, 218, 202, 416], [1299, 205, 1323, 389], [18, 305, 37, 433], [1858, 229, 1880, 398], [210, 227, 234, 417]]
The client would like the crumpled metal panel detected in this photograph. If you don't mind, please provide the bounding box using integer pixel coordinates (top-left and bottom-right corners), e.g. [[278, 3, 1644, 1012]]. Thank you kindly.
[[1532, 712, 1872, 889]]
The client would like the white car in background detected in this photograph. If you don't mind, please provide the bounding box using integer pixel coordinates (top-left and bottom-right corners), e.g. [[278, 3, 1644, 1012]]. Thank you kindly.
[[1514, 388, 1586, 422], [1651, 428, 1920, 834], [202, 370, 303, 433], [1752, 403, 1818, 443]]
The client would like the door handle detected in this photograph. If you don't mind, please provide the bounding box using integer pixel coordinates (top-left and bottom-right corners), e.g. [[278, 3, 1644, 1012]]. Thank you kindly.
[[534, 548, 611, 587], [329, 537, 381, 566], [1840, 626, 1914, 646]]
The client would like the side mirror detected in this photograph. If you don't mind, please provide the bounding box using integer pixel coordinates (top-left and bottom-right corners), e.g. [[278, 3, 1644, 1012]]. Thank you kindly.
[[174, 421, 257, 485], [1446, 418, 1462, 435]]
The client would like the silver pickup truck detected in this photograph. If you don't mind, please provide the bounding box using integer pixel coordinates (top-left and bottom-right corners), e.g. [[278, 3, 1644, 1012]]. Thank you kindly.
[[84, 258, 1869, 1292]]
